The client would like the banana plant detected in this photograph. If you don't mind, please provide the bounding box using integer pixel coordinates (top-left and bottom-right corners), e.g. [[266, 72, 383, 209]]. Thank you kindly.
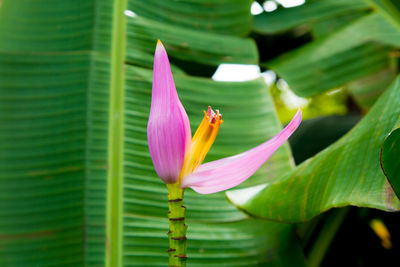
[[0, 0, 399, 266]]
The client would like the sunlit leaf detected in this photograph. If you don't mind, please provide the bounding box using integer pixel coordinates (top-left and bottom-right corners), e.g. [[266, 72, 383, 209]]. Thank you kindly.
[[227, 76, 400, 223]]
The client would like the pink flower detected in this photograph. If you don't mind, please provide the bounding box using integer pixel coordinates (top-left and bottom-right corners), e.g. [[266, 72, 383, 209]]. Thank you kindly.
[[147, 40, 302, 194]]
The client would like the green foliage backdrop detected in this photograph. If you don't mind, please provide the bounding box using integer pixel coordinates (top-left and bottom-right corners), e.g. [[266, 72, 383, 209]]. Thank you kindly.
[[0, 0, 399, 266]]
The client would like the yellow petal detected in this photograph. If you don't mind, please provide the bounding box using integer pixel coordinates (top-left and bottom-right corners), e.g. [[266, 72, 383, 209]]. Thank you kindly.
[[179, 106, 223, 179]]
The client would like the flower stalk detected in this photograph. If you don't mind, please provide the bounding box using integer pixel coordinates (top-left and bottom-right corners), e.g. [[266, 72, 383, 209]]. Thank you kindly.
[[167, 183, 187, 267]]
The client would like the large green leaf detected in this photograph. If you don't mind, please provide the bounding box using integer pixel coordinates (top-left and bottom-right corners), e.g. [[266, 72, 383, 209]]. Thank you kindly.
[[266, 12, 400, 97], [227, 76, 400, 223], [0, 0, 112, 265], [0, 52, 111, 266], [0, 0, 306, 266]]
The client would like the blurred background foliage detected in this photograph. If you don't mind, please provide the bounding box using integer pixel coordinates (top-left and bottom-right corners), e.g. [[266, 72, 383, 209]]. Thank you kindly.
[[0, 0, 399, 266]]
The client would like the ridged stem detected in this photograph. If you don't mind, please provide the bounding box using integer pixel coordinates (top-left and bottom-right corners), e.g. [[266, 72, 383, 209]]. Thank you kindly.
[[167, 183, 187, 267]]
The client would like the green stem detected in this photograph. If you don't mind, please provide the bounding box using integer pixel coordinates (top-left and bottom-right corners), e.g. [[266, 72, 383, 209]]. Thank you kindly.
[[307, 207, 350, 267], [167, 183, 187, 267]]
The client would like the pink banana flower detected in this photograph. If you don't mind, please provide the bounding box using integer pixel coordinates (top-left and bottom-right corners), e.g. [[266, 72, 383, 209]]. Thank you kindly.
[[147, 40, 302, 194]]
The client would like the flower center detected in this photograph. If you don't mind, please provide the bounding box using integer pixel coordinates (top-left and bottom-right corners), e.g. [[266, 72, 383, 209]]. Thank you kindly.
[[179, 106, 223, 179]]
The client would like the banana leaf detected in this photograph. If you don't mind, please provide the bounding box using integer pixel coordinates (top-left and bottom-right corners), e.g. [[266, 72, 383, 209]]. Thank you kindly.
[[0, 0, 305, 266]]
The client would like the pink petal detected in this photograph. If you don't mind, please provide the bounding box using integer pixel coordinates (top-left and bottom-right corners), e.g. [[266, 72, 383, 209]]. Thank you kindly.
[[180, 110, 302, 194], [147, 40, 191, 184]]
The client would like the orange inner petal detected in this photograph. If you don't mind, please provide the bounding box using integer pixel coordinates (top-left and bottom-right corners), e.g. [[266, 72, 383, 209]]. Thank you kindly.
[[179, 106, 223, 179]]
